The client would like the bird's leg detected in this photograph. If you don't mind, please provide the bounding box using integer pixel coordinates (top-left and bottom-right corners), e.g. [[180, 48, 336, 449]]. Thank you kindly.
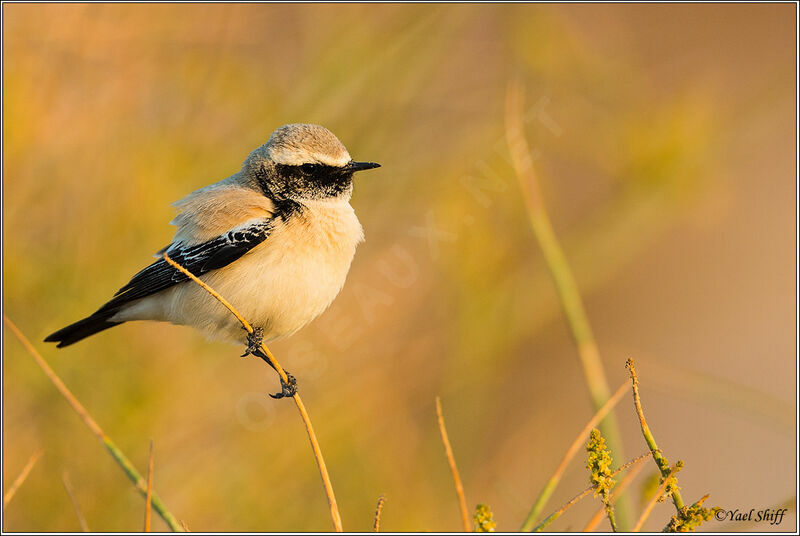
[[241, 327, 298, 399], [251, 347, 297, 399]]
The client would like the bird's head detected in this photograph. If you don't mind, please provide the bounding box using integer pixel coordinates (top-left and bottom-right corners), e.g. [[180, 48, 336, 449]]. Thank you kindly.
[[244, 124, 380, 201]]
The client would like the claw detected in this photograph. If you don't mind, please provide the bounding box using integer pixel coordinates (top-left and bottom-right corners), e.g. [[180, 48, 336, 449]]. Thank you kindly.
[[241, 327, 264, 357], [269, 373, 298, 399]]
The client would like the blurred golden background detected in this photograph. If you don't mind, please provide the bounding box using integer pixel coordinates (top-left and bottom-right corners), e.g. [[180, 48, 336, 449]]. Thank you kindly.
[[3, 4, 796, 532]]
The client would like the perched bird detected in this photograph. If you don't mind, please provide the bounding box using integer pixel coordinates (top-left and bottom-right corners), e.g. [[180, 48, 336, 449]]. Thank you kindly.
[[45, 124, 379, 395]]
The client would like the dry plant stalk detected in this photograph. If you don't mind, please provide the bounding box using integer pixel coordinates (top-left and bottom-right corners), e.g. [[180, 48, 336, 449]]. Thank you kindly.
[[373, 494, 386, 532], [61, 472, 89, 532], [435, 396, 471, 532], [162, 253, 343, 532], [626, 358, 685, 512], [632, 464, 680, 531], [2, 449, 43, 509], [583, 454, 648, 531], [505, 81, 630, 528], [145, 440, 154, 532], [3, 315, 184, 532], [532, 452, 651, 532], [520, 381, 629, 530]]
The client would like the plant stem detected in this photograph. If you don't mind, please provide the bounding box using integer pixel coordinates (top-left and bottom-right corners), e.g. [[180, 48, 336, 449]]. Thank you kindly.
[[3, 449, 43, 509], [520, 382, 628, 530], [631, 464, 680, 531], [163, 253, 343, 532], [505, 81, 631, 529], [532, 452, 650, 532], [583, 452, 648, 531], [3, 315, 184, 532], [61, 472, 89, 532], [626, 358, 685, 511], [533, 487, 594, 533], [373, 494, 386, 532], [435, 397, 471, 532], [605, 504, 618, 532], [145, 440, 154, 532]]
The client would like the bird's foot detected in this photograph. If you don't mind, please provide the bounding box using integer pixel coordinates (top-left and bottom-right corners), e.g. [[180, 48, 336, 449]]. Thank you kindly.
[[241, 327, 264, 357], [269, 373, 298, 399], [239, 328, 297, 399]]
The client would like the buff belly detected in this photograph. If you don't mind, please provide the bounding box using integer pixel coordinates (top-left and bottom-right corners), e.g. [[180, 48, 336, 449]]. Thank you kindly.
[[113, 199, 363, 344]]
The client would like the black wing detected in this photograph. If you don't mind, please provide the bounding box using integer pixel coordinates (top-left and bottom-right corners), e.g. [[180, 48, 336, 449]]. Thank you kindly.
[[95, 218, 275, 315]]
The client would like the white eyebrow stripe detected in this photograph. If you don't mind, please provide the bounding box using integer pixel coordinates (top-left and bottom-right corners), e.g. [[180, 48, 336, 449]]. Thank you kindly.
[[268, 147, 351, 167], [310, 151, 351, 167]]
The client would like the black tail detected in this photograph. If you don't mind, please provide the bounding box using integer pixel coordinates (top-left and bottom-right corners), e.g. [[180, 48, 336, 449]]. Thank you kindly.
[[44, 312, 124, 348]]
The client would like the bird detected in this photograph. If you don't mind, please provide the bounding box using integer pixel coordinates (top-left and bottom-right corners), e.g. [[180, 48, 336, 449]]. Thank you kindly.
[[45, 123, 380, 396]]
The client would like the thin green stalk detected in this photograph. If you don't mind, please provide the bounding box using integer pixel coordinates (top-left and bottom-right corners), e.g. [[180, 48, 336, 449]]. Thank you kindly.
[[3, 314, 184, 532], [505, 81, 631, 529], [626, 358, 685, 511], [605, 501, 618, 532], [145, 440, 154, 532]]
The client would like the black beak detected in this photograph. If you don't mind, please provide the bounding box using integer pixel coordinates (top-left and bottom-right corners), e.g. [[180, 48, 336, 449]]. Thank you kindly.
[[345, 161, 381, 173]]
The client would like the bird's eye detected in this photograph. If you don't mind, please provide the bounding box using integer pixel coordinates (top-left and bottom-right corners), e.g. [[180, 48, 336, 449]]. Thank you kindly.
[[300, 163, 320, 174]]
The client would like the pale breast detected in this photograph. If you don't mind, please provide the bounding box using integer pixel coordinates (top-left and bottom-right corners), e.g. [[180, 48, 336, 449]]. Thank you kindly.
[[170, 198, 364, 342]]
